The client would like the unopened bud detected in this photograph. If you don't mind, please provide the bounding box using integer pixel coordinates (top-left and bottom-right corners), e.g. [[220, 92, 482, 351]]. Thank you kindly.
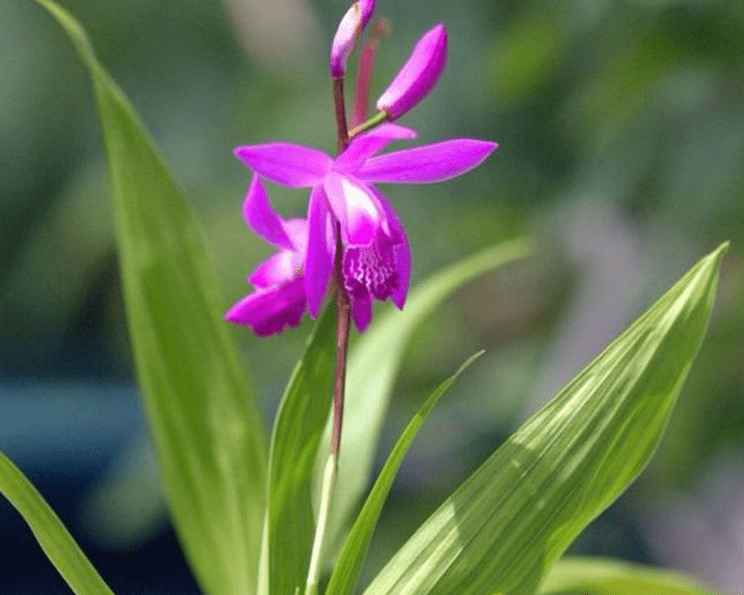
[[329, 0, 376, 78], [376, 23, 447, 120]]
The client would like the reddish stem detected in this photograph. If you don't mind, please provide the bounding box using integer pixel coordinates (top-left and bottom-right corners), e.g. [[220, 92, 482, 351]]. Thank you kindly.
[[331, 77, 351, 461], [351, 18, 390, 127], [330, 227, 350, 460], [333, 78, 350, 154]]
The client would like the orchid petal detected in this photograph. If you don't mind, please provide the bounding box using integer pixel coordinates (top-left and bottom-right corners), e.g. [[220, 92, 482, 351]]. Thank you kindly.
[[330, 0, 375, 78], [305, 186, 334, 317], [323, 172, 381, 245], [350, 294, 373, 332], [241, 176, 294, 249], [336, 123, 418, 170], [234, 143, 332, 187], [376, 23, 448, 120], [224, 277, 306, 336], [248, 249, 302, 289], [372, 189, 411, 309], [282, 218, 309, 254], [356, 139, 497, 183]]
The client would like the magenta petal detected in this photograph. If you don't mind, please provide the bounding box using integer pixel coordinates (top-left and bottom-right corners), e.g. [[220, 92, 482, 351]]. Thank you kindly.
[[242, 176, 294, 249], [323, 172, 381, 245], [376, 23, 447, 120], [224, 277, 306, 336], [350, 294, 373, 332], [249, 249, 301, 289], [305, 186, 334, 317], [373, 190, 410, 309], [282, 219, 309, 254], [234, 143, 332, 187], [356, 139, 497, 183], [330, 0, 376, 77], [336, 123, 418, 170]]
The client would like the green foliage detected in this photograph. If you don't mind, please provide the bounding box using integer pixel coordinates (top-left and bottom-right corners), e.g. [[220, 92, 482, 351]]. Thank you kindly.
[[359, 243, 726, 595], [325, 352, 485, 595], [324, 239, 533, 552], [0, 450, 116, 595], [32, 2, 267, 595], [539, 557, 725, 595], [260, 305, 336, 595]]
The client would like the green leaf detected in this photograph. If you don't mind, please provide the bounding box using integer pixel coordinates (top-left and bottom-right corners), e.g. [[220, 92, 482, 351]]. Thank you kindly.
[[539, 557, 725, 595], [324, 238, 534, 550], [325, 352, 485, 595], [361, 242, 727, 595], [0, 450, 116, 595], [33, 3, 267, 595], [260, 306, 337, 595]]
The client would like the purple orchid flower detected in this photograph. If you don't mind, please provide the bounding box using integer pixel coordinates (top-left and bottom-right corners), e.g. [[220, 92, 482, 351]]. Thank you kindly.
[[224, 176, 309, 336], [233, 123, 497, 332]]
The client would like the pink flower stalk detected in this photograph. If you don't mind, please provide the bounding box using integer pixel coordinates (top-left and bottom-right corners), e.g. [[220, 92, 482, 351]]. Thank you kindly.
[[330, 0, 376, 78], [224, 177, 308, 336], [231, 123, 497, 333], [351, 18, 390, 127], [376, 23, 447, 120]]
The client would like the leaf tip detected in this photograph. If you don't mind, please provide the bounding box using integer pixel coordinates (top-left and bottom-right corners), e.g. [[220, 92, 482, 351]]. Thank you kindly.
[[715, 239, 730, 257]]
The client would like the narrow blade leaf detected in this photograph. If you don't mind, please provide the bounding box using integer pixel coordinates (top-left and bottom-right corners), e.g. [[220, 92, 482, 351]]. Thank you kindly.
[[325, 352, 485, 595], [539, 557, 725, 595], [0, 450, 116, 595], [33, 3, 267, 595], [325, 238, 533, 549], [261, 306, 337, 595], [362, 243, 727, 595]]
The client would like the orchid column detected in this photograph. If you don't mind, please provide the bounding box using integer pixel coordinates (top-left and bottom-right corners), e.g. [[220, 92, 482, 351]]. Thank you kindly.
[[224, 2, 497, 592]]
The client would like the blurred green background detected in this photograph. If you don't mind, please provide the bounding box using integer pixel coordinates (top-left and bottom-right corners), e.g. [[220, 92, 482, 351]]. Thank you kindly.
[[1, 0, 743, 593]]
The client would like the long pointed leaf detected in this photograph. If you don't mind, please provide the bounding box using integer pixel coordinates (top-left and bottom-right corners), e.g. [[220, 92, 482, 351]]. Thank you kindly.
[[260, 306, 337, 595], [324, 238, 533, 549], [0, 450, 116, 595], [362, 243, 726, 595], [539, 557, 725, 595], [33, 3, 267, 595], [325, 352, 485, 595]]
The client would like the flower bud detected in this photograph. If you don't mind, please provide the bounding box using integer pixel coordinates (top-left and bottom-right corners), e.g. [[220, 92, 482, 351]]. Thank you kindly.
[[330, 0, 376, 78], [376, 23, 447, 120]]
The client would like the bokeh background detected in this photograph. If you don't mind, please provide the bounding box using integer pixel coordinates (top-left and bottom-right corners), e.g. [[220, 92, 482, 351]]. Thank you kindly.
[[1, 0, 743, 593]]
